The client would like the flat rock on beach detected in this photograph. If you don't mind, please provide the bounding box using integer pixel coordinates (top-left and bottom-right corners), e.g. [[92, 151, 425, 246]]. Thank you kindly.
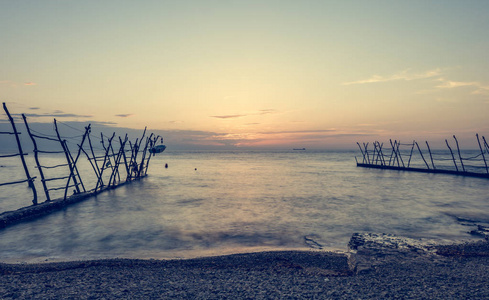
[[2, 234, 489, 299]]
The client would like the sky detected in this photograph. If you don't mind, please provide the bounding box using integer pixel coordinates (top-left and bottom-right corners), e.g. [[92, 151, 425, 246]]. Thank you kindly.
[[1, 0, 489, 149]]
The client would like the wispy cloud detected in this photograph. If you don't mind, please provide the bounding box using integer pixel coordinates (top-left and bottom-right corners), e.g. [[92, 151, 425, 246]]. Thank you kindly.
[[435, 78, 489, 95], [343, 68, 441, 85], [17, 112, 93, 118], [259, 129, 335, 135], [0, 80, 37, 87], [115, 114, 133, 118], [211, 109, 279, 120], [258, 109, 277, 115], [211, 114, 246, 119]]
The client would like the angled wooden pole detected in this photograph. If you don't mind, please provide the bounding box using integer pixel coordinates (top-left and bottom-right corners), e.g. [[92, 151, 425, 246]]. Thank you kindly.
[[407, 141, 415, 168], [54, 119, 81, 199], [445, 139, 459, 172], [22, 114, 50, 201], [3, 103, 38, 205], [453, 135, 466, 172], [476, 134, 488, 174], [415, 142, 430, 169], [397, 141, 405, 168], [357, 142, 366, 163], [363, 142, 370, 164], [426, 141, 435, 170]]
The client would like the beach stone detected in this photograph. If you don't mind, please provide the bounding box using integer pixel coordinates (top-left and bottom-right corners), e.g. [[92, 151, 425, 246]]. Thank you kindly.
[[347, 232, 447, 274]]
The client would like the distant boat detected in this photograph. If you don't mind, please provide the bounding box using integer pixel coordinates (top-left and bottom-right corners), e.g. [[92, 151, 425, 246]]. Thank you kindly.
[[293, 148, 306, 151], [149, 145, 166, 154]]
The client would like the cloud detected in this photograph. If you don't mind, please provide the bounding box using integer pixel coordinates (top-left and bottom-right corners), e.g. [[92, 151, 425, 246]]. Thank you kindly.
[[435, 78, 489, 95], [435, 78, 479, 89], [472, 86, 489, 95], [259, 129, 335, 135], [211, 109, 279, 119], [115, 114, 133, 118], [211, 114, 246, 119], [16, 113, 93, 118], [29, 107, 40, 110], [343, 68, 441, 85], [258, 109, 278, 115], [0, 80, 37, 87]]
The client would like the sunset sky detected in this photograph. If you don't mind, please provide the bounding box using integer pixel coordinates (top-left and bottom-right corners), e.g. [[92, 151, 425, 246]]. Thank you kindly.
[[2, 1, 489, 149]]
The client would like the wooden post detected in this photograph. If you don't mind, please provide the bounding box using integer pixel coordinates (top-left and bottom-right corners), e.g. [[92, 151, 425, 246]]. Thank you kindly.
[[389, 140, 400, 167], [144, 135, 158, 176], [396, 141, 405, 167], [415, 142, 430, 169], [120, 135, 130, 179], [3, 103, 38, 205], [96, 132, 115, 190], [54, 119, 81, 199], [22, 114, 50, 201], [377, 142, 386, 166], [453, 135, 466, 172], [476, 134, 488, 174], [357, 142, 366, 164], [87, 128, 103, 185], [445, 139, 459, 172], [388, 139, 395, 166], [363, 143, 370, 164], [372, 141, 379, 165], [426, 141, 435, 170], [63, 125, 91, 198], [138, 134, 153, 178], [483, 136, 489, 153], [407, 141, 415, 168]]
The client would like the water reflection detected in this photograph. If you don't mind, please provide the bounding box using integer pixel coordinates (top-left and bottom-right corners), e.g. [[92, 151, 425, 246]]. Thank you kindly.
[[1, 150, 489, 262]]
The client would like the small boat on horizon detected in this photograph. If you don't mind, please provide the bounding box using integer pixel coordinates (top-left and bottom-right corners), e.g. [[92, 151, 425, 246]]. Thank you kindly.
[[149, 144, 166, 154], [293, 148, 306, 151]]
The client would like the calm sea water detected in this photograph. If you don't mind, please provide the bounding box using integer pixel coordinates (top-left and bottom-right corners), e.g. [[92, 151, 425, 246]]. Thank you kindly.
[[1, 150, 489, 262]]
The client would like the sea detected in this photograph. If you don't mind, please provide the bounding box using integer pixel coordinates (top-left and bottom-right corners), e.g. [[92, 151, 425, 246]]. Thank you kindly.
[[1, 149, 489, 263]]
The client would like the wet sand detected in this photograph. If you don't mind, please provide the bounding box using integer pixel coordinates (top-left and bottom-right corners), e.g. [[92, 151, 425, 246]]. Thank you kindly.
[[1, 238, 489, 299]]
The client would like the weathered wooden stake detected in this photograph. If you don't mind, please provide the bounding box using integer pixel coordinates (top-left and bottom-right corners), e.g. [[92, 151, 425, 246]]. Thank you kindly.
[[445, 139, 459, 172], [453, 135, 466, 172], [357, 142, 366, 163], [363, 142, 370, 164], [407, 141, 415, 168], [3, 103, 38, 205], [396, 141, 405, 167], [54, 119, 81, 199], [426, 141, 435, 170], [22, 114, 51, 201], [414, 142, 430, 169], [477, 134, 488, 174]]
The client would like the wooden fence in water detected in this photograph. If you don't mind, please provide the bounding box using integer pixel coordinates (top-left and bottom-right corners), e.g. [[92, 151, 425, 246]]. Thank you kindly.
[[0, 103, 162, 228], [356, 135, 489, 179]]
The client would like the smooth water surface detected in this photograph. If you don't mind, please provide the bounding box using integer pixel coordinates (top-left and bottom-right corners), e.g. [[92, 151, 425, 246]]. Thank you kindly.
[[1, 150, 489, 262]]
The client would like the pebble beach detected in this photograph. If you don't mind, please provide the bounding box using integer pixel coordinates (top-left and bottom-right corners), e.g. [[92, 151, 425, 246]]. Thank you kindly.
[[2, 236, 489, 299]]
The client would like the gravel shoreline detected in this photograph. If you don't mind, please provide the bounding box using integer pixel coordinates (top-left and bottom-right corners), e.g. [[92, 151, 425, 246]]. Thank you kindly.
[[2, 238, 489, 299]]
